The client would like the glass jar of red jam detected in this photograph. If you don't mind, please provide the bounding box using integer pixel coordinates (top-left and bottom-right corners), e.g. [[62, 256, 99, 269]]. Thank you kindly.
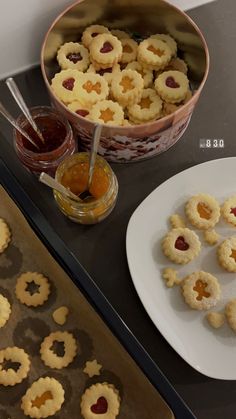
[[13, 106, 75, 175], [54, 153, 118, 224]]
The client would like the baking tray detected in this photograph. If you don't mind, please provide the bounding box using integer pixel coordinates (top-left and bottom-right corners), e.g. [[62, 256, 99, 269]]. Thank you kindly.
[[0, 159, 195, 419]]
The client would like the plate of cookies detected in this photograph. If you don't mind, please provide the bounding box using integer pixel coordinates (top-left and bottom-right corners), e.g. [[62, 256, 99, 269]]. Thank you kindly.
[[126, 157, 236, 380]]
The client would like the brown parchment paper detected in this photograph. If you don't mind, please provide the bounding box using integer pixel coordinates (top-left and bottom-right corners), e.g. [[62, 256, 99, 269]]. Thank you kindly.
[[0, 185, 174, 419]]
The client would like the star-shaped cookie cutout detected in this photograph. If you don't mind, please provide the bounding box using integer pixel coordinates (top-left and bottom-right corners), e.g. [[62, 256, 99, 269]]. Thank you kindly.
[[83, 360, 102, 378]]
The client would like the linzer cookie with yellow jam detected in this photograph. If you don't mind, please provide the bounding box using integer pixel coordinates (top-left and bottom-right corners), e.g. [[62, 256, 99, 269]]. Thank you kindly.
[[137, 38, 172, 71], [80, 382, 120, 419], [75, 73, 109, 105], [120, 38, 138, 64], [221, 196, 236, 227], [90, 34, 122, 69], [111, 69, 143, 107], [57, 42, 90, 72], [82, 25, 110, 49], [126, 61, 153, 88], [0, 347, 30, 386], [155, 70, 189, 104], [181, 271, 221, 310], [150, 34, 177, 57], [217, 237, 236, 272], [87, 63, 120, 85], [51, 69, 80, 104], [127, 88, 162, 124], [90, 100, 124, 126], [185, 194, 220, 230], [68, 101, 91, 119], [162, 227, 201, 264]]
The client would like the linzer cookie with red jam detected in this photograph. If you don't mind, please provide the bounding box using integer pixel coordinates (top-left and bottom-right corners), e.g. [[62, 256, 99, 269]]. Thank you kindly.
[[185, 194, 221, 230], [127, 88, 162, 124], [137, 38, 172, 71], [80, 382, 120, 419], [155, 70, 189, 104], [87, 63, 120, 85], [51, 69, 80, 104], [163, 90, 192, 116], [111, 69, 143, 107], [150, 34, 177, 57], [162, 227, 201, 264], [120, 38, 138, 64], [90, 34, 122, 69], [68, 101, 91, 118], [181, 271, 221, 310], [57, 42, 90, 72], [126, 61, 153, 88], [221, 196, 236, 227], [75, 73, 109, 105], [90, 100, 124, 126], [82, 25, 110, 49], [217, 237, 236, 272]]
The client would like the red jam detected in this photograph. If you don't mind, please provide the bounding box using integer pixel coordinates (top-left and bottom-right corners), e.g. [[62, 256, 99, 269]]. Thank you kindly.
[[230, 207, 236, 217], [92, 32, 99, 37], [166, 77, 180, 88], [97, 67, 113, 76], [175, 236, 189, 251], [76, 109, 89, 117], [66, 52, 82, 63], [91, 397, 108, 414], [21, 116, 67, 153], [62, 78, 75, 91], [100, 42, 113, 53]]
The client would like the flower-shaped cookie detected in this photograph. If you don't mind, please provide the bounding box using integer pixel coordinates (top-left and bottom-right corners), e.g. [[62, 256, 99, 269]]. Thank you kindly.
[[82, 25, 110, 49], [185, 194, 220, 230], [150, 34, 177, 57], [182, 271, 221, 310], [137, 38, 172, 71], [15, 272, 50, 307], [155, 70, 189, 104], [127, 88, 162, 124], [111, 69, 144, 107], [90, 100, 124, 126], [120, 38, 138, 64], [162, 227, 201, 264], [90, 34, 122, 69], [87, 63, 120, 85], [81, 382, 120, 419], [225, 299, 236, 332], [0, 347, 30, 386], [51, 69, 80, 104], [221, 196, 236, 227], [57, 42, 90, 72], [126, 61, 153, 88], [68, 101, 91, 118], [40, 331, 77, 369], [75, 73, 109, 105], [217, 237, 236, 272]]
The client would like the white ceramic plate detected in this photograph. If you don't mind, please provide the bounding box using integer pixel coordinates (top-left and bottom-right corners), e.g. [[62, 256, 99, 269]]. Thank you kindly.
[[126, 157, 236, 380]]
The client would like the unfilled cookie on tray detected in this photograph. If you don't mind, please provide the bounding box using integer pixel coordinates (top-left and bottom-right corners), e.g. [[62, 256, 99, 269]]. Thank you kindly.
[[0, 347, 30, 386], [162, 227, 201, 264], [0, 218, 11, 254], [0, 294, 11, 328], [40, 331, 77, 369], [81, 382, 120, 419], [83, 360, 102, 378], [15, 272, 50, 307], [52, 306, 69, 326], [21, 376, 65, 418], [185, 194, 221, 230], [181, 271, 221, 310], [217, 237, 236, 272]]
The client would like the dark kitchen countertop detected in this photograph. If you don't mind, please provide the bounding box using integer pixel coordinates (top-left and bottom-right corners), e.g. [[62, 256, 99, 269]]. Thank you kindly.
[[0, 1, 236, 417]]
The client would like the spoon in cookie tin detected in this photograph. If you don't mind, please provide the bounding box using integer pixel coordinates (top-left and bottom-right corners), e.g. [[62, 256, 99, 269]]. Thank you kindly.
[[5, 77, 45, 144]]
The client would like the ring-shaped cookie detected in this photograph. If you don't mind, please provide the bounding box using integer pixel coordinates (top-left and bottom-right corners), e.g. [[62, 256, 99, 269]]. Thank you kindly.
[[150, 34, 177, 57], [111, 69, 144, 107], [0, 218, 11, 254], [15, 272, 50, 307], [82, 25, 110, 49], [137, 38, 172, 71], [185, 194, 220, 230], [90, 100, 124, 126], [75, 73, 109, 105], [51, 69, 81, 104], [0, 347, 30, 386], [90, 34, 122, 68], [126, 61, 153, 88], [0, 294, 11, 328], [21, 377, 65, 418], [40, 331, 77, 369], [162, 227, 201, 264], [182, 271, 221, 310], [225, 299, 236, 332], [127, 88, 162, 123], [217, 237, 236, 272], [120, 38, 138, 64], [57, 42, 90, 72], [81, 382, 120, 419], [155, 70, 189, 104], [221, 196, 236, 227]]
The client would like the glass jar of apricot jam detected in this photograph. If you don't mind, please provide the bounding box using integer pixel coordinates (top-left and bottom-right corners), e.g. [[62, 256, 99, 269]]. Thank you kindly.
[[13, 106, 75, 175], [54, 153, 118, 224]]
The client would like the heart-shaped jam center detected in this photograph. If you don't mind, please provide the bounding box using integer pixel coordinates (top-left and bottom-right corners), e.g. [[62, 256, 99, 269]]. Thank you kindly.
[[100, 108, 115, 123], [175, 236, 189, 251], [230, 207, 236, 217], [66, 52, 82, 63], [91, 397, 108, 414], [76, 109, 89, 117], [92, 32, 99, 37], [197, 202, 212, 220], [62, 78, 75, 91], [165, 77, 180, 88], [193, 280, 210, 301], [97, 67, 113, 76], [100, 42, 113, 53]]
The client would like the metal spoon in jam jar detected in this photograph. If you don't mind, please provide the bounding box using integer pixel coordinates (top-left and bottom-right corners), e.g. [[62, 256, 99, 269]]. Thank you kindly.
[[79, 124, 103, 201], [39, 172, 82, 202], [6, 77, 45, 144]]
